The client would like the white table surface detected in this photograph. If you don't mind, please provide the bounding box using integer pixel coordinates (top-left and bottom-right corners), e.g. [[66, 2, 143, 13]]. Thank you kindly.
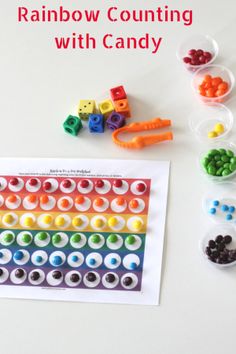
[[1, 1, 236, 353]]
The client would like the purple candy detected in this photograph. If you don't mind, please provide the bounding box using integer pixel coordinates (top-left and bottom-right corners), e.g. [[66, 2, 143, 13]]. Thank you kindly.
[[106, 112, 125, 131]]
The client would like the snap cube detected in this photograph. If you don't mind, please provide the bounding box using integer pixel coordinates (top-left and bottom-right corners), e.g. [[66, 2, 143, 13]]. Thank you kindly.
[[63, 115, 83, 136], [78, 100, 96, 120], [88, 114, 104, 133], [114, 99, 131, 118], [106, 112, 125, 131], [98, 99, 114, 118], [110, 85, 127, 101]]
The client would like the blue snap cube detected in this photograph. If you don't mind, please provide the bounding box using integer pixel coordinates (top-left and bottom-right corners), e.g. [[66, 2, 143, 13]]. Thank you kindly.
[[88, 114, 104, 133]]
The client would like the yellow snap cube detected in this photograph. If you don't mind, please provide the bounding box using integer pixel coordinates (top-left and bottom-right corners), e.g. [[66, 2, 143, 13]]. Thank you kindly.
[[98, 99, 114, 117], [78, 100, 96, 120]]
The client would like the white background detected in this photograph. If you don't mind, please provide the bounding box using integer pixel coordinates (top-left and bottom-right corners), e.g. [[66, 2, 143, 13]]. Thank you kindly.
[[0, 1, 236, 353]]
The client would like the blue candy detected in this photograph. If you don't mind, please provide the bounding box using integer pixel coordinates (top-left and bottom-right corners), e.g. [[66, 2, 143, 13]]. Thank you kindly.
[[52, 255, 63, 266], [229, 206, 235, 213], [71, 255, 79, 262], [0, 252, 3, 259], [110, 258, 117, 265], [35, 255, 43, 263], [221, 205, 229, 212], [89, 258, 96, 266], [226, 214, 233, 221], [209, 208, 216, 215], [14, 250, 24, 261], [130, 262, 137, 270], [213, 200, 220, 207]]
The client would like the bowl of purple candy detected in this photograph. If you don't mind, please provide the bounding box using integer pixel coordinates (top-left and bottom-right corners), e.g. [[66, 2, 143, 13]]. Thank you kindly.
[[177, 34, 219, 73]]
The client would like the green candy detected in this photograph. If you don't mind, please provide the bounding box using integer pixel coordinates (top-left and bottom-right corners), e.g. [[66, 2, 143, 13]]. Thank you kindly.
[[230, 157, 236, 164], [71, 233, 81, 243], [208, 160, 216, 167], [107, 234, 118, 243], [3, 233, 14, 243], [126, 235, 136, 245], [208, 166, 216, 176], [216, 167, 224, 176], [221, 155, 230, 163], [230, 163, 236, 172], [208, 149, 218, 157], [222, 169, 231, 176], [219, 149, 226, 155], [21, 233, 32, 244], [226, 150, 234, 157], [52, 233, 62, 244], [214, 155, 221, 161], [201, 157, 209, 167], [91, 234, 101, 244], [37, 232, 48, 241], [216, 160, 224, 167], [223, 163, 230, 169]]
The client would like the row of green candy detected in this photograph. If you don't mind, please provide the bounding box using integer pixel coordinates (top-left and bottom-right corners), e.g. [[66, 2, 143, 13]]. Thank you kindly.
[[201, 148, 236, 177], [0, 231, 138, 247]]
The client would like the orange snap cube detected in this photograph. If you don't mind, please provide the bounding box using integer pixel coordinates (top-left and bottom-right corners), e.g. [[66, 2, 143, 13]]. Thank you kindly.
[[75, 195, 85, 205], [114, 99, 131, 118]]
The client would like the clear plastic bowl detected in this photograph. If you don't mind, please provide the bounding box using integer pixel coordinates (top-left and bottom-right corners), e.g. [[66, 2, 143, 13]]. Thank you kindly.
[[189, 103, 234, 142], [200, 224, 236, 268], [202, 182, 236, 223], [199, 141, 236, 181], [176, 34, 219, 73], [192, 65, 235, 103]]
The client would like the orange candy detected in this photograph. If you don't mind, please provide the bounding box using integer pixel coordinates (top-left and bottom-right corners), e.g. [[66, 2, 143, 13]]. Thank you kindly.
[[27, 194, 37, 203], [40, 195, 49, 204], [94, 197, 104, 207], [199, 76, 229, 98], [116, 197, 125, 206], [60, 198, 70, 208], [7, 195, 17, 203], [130, 199, 139, 209], [75, 195, 85, 205]]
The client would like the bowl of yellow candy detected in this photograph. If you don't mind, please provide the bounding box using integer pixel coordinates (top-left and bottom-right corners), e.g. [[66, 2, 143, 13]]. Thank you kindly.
[[189, 102, 234, 142]]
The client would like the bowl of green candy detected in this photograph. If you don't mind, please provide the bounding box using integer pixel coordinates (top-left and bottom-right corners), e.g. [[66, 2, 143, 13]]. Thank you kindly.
[[200, 142, 236, 180]]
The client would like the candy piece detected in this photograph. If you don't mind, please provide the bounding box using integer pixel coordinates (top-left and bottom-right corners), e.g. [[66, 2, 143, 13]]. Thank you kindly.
[[91, 234, 101, 244], [98, 99, 114, 118], [40, 195, 49, 204], [126, 235, 135, 245], [72, 217, 83, 227], [60, 198, 70, 209], [130, 199, 139, 209], [3, 233, 14, 244], [27, 195, 37, 203], [52, 233, 62, 244], [30, 271, 40, 281], [105, 273, 116, 283], [229, 206, 235, 213], [88, 114, 104, 133], [208, 131, 218, 139], [110, 258, 117, 265], [10, 178, 19, 186], [29, 178, 38, 186], [110, 85, 127, 101], [3, 214, 14, 224], [130, 262, 137, 270], [106, 112, 125, 131], [70, 273, 80, 282], [37, 232, 48, 241], [52, 255, 63, 266], [86, 272, 96, 282], [215, 235, 223, 243], [132, 219, 142, 230], [0, 269, 3, 276], [43, 181, 52, 191], [63, 115, 83, 136], [123, 276, 133, 286], [89, 258, 96, 266], [116, 197, 125, 206], [7, 195, 17, 203], [14, 250, 24, 261], [214, 123, 225, 134], [24, 216, 34, 227], [136, 182, 146, 192], [94, 218, 104, 228], [221, 205, 229, 212], [94, 197, 104, 207], [108, 216, 118, 227], [96, 180, 104, 188], [71, 233, 81, 243], [52, 271, 62, 279], [78, 100, 96, 120], [107, 234, 118, 243], [0, 252, 3, 258], [55, 216, 65, 227], [62, 179, 72, 188], [15, 268, 25, 278], [75, 195, 85, 204], [226, 214, 233, 220], [35, 255, 43, 263], [114, 99, 131, 118], [80, 179, 89, 188], [113, 179, 123, 188], [209, 208, 216, 214], [21, 233, 32, 244], [213, 200, 219, 207], [223, 235, 232, 244], [42, 215, 53, 225], [71, 255, 79, 262]]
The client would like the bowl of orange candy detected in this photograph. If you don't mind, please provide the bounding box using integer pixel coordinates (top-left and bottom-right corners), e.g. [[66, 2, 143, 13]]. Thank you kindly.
[[192, 65, 235, 103]]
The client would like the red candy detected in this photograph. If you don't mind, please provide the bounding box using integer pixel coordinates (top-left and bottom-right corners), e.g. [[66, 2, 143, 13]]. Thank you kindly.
[[29, 178, 38, 186], [10, 178, 19, 186], [96, 180, 104, 188], [62, 179, 72, 188], [113, 179, 123, 188], [183, 48, 212, 66], [43, 181, 52, 191], [136, 182, 146, 193], [80, 179, 89, 188]]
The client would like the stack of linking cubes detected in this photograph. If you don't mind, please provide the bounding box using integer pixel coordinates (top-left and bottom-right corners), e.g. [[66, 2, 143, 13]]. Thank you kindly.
[[63, 85, 131, 136]]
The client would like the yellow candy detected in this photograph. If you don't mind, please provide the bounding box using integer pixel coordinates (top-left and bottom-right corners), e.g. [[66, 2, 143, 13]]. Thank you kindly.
[[24, 216, 34, 227], [94, 218, 104, 228], [55, 216, 65, 227], [132, 219, 143, 230], [3, 213, 14, 224], [43, 215, 53, 225], [72, 217, 83, 227], [208, 131, 218, 139], [214, 123, 225, 134], [108, 216, 118, 227]]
